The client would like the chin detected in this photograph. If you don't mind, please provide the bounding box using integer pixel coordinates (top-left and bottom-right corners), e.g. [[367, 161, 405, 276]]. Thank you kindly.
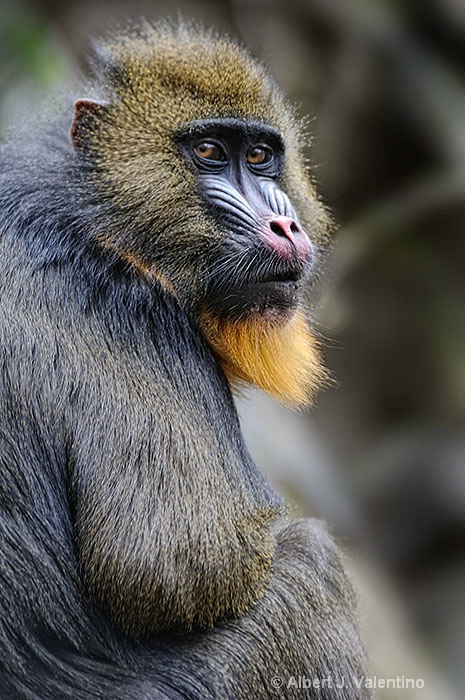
[[205, 280, 302, 323]]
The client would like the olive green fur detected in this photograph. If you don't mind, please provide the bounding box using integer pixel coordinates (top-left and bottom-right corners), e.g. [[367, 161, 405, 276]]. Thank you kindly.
[[0, 19, 373, 698], [77, 21, 331, 306]]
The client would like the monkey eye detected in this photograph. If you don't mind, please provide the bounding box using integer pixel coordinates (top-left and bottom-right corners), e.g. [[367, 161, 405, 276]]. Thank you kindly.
[[246, 144, 274, 169], [194, 140, 227, 165]]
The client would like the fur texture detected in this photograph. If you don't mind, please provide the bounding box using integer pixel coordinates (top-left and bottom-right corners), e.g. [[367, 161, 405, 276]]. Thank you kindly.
[[73, 21, 331, 406], [0, 20, 371, 699], [201, 309, 326, 406]]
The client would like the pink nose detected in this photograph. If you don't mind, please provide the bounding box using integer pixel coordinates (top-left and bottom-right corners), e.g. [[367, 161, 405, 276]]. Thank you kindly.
[[269, 215, 301, 243], [265, 215, 312, 260]]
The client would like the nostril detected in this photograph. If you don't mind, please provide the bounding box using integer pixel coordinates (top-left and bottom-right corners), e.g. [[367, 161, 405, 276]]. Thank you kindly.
[[270, 220, 286, 237], [269, 216, 300, 242]]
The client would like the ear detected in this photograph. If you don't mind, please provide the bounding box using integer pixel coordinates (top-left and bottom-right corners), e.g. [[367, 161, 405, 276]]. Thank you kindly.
[[71, 99, 108, 151]]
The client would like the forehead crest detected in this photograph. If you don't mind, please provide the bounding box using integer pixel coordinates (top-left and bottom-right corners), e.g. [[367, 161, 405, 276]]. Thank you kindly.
[[97, 23, 285, 125]]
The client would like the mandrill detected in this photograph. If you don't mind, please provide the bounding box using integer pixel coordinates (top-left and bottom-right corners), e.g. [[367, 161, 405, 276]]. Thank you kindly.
[[0, 20, 371, 700]]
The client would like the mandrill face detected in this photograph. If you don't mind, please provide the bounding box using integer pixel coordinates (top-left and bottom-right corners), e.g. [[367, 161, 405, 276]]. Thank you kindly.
[[177, 117, 314, 323]]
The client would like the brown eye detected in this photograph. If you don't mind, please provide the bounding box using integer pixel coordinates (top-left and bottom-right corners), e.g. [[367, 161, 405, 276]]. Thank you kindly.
[[194, 141, 226, 163], [246, 144, 273, 166]]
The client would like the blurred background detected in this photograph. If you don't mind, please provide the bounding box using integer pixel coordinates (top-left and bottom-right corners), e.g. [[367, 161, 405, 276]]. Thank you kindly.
[[1, 0, 464, 697]]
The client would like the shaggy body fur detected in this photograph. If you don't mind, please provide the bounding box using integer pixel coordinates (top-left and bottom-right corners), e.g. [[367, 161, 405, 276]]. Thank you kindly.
[[0, 21, 371, 699]]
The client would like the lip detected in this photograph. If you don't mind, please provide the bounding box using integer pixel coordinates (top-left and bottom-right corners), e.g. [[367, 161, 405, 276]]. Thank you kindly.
[[250, 258, 308, 287], [255, 270, 300, 284], [252, 279, 300, 295], [204, 249, 309, 320]]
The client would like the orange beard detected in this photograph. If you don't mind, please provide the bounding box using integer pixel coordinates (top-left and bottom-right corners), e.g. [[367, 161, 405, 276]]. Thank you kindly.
[[201, 308, 326, 408]]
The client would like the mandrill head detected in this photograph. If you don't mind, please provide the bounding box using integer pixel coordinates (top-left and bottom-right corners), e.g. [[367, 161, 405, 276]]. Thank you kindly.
[[71, 20, 331, 406]]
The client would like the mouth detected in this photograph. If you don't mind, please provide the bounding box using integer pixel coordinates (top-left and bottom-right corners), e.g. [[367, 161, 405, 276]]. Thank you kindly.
[[255, 269, 300, 284], [204, 246, 311, 321], [205, 278, 301, 321]]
